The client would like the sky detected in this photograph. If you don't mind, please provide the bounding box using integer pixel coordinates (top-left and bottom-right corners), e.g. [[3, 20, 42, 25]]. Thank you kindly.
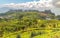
[[0, 0, 60, 15], [0, 0, 36, 4]]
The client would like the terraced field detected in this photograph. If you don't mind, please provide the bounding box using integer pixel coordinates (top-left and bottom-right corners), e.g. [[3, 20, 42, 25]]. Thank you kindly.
[[3, 28, 60, 38], [0, 11, 60, 38]]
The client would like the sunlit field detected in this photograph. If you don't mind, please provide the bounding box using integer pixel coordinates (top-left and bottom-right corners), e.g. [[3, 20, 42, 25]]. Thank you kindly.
[[2, 20, 60, 38], [0, 11, 60, 38]]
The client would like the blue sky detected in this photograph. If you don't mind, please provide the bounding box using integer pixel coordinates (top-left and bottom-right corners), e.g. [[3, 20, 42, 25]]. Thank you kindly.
[[0, 0, 38, 4]]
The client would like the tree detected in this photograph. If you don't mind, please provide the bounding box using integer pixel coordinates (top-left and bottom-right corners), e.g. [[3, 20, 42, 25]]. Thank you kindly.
[[16, 34, 21, 38], [56, 15, 60, 20]]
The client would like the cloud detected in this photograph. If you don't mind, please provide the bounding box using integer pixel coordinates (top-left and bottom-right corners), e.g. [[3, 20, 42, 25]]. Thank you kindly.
[[0, 0, 60, 15], [52, 0, 60, 8], [1, 0, 53, 10], [56, 1, 60, 4], [55, 1, 60, 7]]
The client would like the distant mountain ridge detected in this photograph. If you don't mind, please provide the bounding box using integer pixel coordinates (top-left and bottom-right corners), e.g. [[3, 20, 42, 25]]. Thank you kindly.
[[0, 9, 55, 20]]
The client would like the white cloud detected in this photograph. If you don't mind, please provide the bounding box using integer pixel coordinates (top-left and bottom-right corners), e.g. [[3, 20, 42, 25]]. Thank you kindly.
[[0, 0, 60, 15], [56, 1, 60, 5], [54, 1, 60, 8], [1, 0, 53, 9]]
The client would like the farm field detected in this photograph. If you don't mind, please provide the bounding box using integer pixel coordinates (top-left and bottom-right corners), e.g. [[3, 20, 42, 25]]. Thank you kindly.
[[3, 28, 60, 38]]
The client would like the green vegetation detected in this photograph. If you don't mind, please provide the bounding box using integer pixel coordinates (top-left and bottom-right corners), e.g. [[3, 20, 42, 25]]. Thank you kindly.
[[0, 10, 60, 38]]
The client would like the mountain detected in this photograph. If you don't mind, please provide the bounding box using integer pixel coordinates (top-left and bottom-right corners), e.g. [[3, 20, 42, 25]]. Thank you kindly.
[[0, 7, 11, 13], [0, 10, 55, 20]]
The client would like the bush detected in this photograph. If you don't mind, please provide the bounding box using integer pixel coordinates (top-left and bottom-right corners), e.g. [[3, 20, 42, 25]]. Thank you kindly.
[[16, 34, 21, 38]]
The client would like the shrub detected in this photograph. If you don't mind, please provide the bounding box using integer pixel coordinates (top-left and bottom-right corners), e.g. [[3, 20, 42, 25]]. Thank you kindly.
[[16, 34, 21, 38]]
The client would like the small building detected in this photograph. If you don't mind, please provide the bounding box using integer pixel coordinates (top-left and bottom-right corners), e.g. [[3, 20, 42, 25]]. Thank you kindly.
[[46, 16, 51, 20]]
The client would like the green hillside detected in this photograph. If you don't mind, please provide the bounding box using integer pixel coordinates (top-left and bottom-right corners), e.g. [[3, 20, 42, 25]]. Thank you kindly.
[[0, 10, 60, 38]]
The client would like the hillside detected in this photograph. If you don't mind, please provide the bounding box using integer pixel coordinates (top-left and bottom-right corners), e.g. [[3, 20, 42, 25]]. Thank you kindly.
[[0, 10, 55, 20], [0, 10, 60, 38]]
